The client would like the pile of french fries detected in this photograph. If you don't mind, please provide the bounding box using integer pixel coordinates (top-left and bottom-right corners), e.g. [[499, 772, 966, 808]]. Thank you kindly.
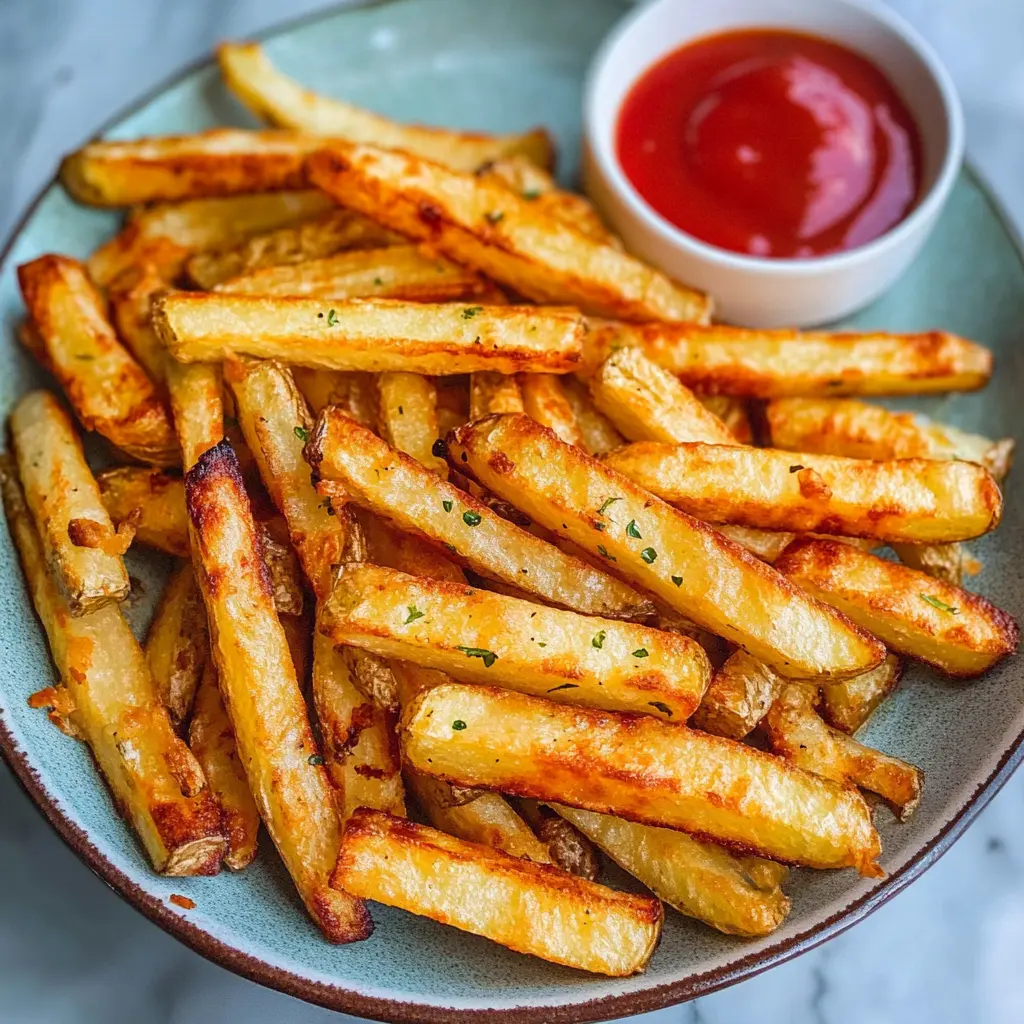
[[5, 41, 1018, 977]]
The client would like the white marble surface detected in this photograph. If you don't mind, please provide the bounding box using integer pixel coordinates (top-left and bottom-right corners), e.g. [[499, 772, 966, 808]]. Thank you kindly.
[[2, 1, 1024, 1022]]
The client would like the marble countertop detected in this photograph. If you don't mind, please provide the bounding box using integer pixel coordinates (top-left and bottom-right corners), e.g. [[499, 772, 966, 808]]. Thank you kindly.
[[2, 1, 1023, 1022]]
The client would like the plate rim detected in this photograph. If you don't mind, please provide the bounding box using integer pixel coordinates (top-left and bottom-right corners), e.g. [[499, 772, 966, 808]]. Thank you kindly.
[[1, 2, 1023, 1021]]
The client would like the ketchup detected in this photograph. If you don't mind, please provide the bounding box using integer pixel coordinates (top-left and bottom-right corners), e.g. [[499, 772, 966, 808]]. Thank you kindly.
[[616, 29, 922, 258]]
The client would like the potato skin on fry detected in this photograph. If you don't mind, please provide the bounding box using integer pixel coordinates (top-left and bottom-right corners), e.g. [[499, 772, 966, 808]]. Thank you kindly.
[[97, 467, 190, 557], [820, 654, 903, 735], [449, 414, 885, 680], [332, 808, 662, 976], [777, 538, 1019, 677], [402, 683, 882, 874], [691, 650, 782, 741]]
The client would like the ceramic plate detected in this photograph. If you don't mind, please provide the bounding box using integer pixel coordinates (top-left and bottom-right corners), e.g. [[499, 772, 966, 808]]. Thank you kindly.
[[1, 1, 1022, 1020]]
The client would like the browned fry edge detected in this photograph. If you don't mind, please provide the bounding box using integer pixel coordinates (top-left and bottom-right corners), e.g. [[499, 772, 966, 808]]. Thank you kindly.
[[2, 8, 1023, 1020]]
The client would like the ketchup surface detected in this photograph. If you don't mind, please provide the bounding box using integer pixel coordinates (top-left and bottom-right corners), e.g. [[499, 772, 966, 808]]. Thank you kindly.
[[616, 29, 922, 259]]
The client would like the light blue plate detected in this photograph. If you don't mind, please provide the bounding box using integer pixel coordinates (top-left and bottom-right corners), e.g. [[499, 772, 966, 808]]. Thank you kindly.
[[1, 1, 1022, 1020]]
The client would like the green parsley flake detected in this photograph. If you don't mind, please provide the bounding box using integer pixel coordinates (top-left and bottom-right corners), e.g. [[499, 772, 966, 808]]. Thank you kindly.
[[632, 648, 649, 659], [596, 544, 616, 561], [307, 754, 325, 766], [452, 720, 467, 731], [592, 630, 606, 649], [442, 500, 454, 512], [456, 646, 498, 668], [404, 606, 425, 624], [485, 210, 504, 224], [522, 188, 542, 200], [374, 276, 383, 286], [462, 510, 482, 527], [626, 520, 642, 539], [461, 306, 483, 319], [326, 308, 339, 326], [294, 425, 310, 443], [671, 576, 683, 587], [641, 547, 657, 563], [597, 496, 622, 515], [921, 593, 959, 614]]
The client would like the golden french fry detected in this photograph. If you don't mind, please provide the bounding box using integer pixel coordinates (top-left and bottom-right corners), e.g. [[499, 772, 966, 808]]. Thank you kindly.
[[552, 804, 791, 937], [185, 440, 370, 941], [691, 650, 782, 741], [765, 683, 923, 820], [307, 408, 654, 619], [469, 371, 524, 419], [820, 654, 903, 734], [448, 415, 885, 680], [514, 799, 599, 879], [293, 367, 377, 424], [166, 360, 224, 470], [18, 255, 178, 466], [332, 809, 662, 976], [107, 263, 170, 385], [88, 190, 335, 287], [10, 390, 130, 613], [603, 441, 1003, 544], [186, 208, 401, 290], [1, 457, 225, 875], [402, 683, 882, 874], [145, 562, 208, 729], [518, 373, 586, 447], [561, 376, 624, 455], [188, 660, 260, 870], [581, 321, 993, 397], [154, 292, 584, 375], [306, 143, 710, 323], [376, 371, 447, 476], [698, 395, 753, 443], [777, 538, 1019, 677], [321, 562, 710, 719], [97, 467, 190, 557]]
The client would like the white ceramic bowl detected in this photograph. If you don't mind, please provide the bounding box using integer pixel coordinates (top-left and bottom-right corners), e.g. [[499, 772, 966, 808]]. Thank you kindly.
[[582, 0, 965, 327]]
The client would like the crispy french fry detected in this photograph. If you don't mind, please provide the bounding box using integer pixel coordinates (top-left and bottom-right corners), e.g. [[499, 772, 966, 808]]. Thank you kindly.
[[292, 368, 377, 425], [307, 408, 654, 619], [332, 809, 661, 976], [165, 360, 224, 470], [820, 653, 903, 735], [777, 538, 1019, 677], [698, 395, 753, 444], [376, 371, 447, 476], [765, 683, 923, 821], [306, 143, 710, 323], [581, 321, 993, 397], [449, 415, 885, 680], [765, 397, 1015, 479], [691, 650, 782, 741], [215, 244, 492, 303], [1, 457, 225, 875], [889, 541, 969, 586], [714, 526, 797, 565], [514, 799, 599, 879], [185, 440, 370, 941], [153, 292, 584, 375], [561, 376, 624, 455], [603, 441, 1003, 544], [552, 804, 791, 937], [18, 255, 178, 466], [518, 373, 586, 448], [145, 562, 208, 729], [97, 467, 190, 557], [60, 129, 331, 206], [107, 263, 170, 385], [10, 390, 130, 613], [402, 683, 882, 874], [256, 519, 305, 617], [321, 563, 710, 719], [186, 209, 401, 290], [188, 660, 260, 869], [219, 42, 554, 171], [88, 190, 335, 287], [469, 371, 524, 419]]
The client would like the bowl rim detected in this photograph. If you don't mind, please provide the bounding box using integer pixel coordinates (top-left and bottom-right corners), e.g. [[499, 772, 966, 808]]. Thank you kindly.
[[582, 0, 966, 276], [0, 2, 1021, 1022]]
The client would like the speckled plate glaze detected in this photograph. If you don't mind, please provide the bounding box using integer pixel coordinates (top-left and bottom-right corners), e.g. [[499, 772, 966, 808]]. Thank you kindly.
[[1, 1, 1022, 1020]]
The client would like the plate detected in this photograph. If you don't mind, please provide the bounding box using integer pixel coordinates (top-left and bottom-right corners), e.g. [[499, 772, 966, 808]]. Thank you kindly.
[[1, 0, 1022, 1020]]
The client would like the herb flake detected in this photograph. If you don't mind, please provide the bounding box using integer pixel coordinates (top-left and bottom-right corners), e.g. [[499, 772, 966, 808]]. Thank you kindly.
[[596, 496, 622, 515], [632, 648, 649, 659], [626, 520, 642, 539], [294, 425, 310, 443], [456, 646, 498, 668], [547, 683, 579, 693], [462, 510, 482, 527], [307, 754, 325, 766], [461, 306, 483, 319], [326, 308, 339, 326], [484, 210, 505, 224], [671, 575, 683, 587], [921, 593, 959, 614], [442, 499, 454, 513], [404, 606, 425, 624], [452, 720, 467, 731], [592, 630, 606, 649], [596, 544, 616, 561], [641, 547, 657, 563]]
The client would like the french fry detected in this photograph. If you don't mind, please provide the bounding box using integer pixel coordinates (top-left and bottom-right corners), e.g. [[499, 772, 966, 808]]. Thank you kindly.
[[776, 538, 1019, 677], [107, 263, 170, 385], [518, 373, 586, 448], [402, 684, 882, 874], [714, 526, 797, 565], [188, 660, 260, 869], [820, 654, 903, 735], [448, 415, 885, 680], [603, 441, 1003, 544], [165, 360, 224, 470], [765, 397, 1015, 479], [469, 371, 524, 419], [561, 377, 624, 455], [307, 409, 654, 619], [218, 42, 554, 171], [332, 809, 662, 976], [255, 519, 305, 616], [88, 190, 335, 287], [153, 292, 584, 375], [698, 395, 753, 444], [17, 255, 178, 466], [765, 683, 923, 821], [1, 457, 225, 875], [514, 799, 599, 879], [376, 371, 447, 475], [552, 804, 791, 937], [60, 128, 330, 206], [145, 562, 209, 729], [306, 143, 711, 323], [321, 563, 710, 720], [581, 321, 993, 397], [186, 208, 401, 289], [10, 390, 131, 614], [215, 244, 492, 303], [690, 650, 782, 741], [97, 467, 190, 557], [185, 440, 370, 941]]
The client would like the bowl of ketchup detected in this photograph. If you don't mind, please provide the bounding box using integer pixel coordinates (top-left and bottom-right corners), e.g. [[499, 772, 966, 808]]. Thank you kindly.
[[583, 0, 964, 326]]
